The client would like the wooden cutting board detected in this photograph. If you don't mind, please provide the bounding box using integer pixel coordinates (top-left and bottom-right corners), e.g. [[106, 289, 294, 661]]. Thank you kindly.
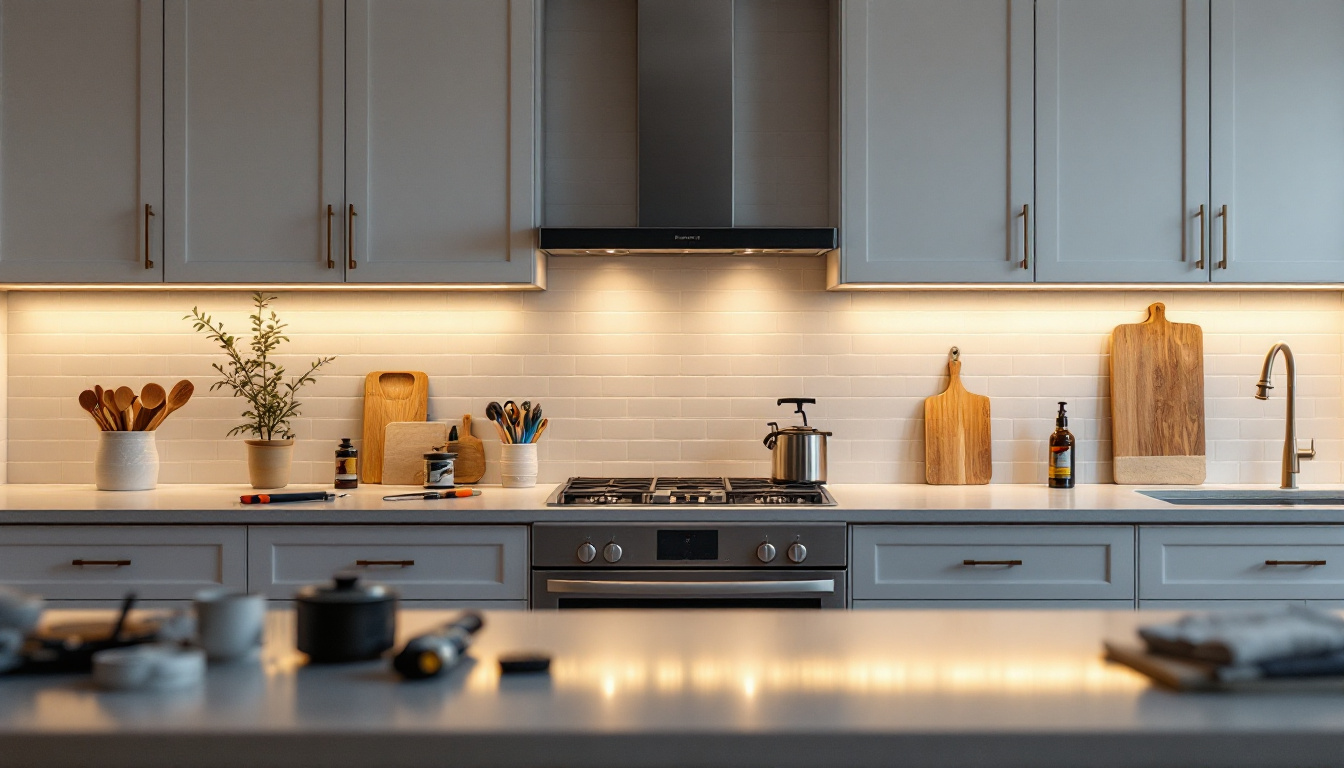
[[361, 371, 429, 483], [1110, 303, 1206, 484], [924, 350, 992, 484], [445, 414, 486, 484], [381, 421, 450, 486]]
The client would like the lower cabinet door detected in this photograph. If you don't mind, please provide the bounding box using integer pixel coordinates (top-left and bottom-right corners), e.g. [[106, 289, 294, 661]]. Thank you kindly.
[[854, 600, 1133, 610], [1139, 526, 1344, 600], [852, 525, 1135, 601], [0, 526, 246, 599], [248, 526, 528, 601]]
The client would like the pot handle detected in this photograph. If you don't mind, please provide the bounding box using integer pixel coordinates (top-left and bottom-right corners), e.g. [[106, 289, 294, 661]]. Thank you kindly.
[[777, 397, 815, 427], [763, 422, 781, 449]]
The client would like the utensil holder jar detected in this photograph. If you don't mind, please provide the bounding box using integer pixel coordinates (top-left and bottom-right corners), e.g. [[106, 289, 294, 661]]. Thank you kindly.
[[95, 431, 159, 491], [499, 443, 538, 488]]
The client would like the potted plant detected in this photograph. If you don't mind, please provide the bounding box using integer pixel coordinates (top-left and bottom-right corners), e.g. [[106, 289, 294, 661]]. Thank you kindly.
[[186, 292, 335, 489]]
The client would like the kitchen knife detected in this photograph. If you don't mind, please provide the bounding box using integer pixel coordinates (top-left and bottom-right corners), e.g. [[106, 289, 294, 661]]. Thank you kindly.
[[239, 492, 345, 504], [382, 488, 481, 501]]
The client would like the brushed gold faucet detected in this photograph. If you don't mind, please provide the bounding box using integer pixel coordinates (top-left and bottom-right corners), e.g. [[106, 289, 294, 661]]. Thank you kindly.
[[1255, 342, 1316, 489]]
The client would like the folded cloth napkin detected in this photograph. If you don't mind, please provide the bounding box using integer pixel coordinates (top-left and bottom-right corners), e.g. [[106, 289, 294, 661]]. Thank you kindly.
[[1140, 605, 1344, 667]]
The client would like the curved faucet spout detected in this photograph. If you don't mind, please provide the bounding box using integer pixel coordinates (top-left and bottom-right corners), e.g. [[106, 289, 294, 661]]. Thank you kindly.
[[1256, 342, 1313, 489]]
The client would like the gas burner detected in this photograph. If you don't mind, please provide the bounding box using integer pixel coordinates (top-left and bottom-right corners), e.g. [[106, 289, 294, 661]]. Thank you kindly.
[[549, 477, 836, 506]]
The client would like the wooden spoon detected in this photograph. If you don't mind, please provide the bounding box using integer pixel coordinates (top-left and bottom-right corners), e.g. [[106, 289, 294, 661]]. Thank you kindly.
[[78, 390, 111, 431], [147, 380, 194, 431], [113, 387, 136, 432], [101, 389, 122, 430], [134, 383, 166, 431]]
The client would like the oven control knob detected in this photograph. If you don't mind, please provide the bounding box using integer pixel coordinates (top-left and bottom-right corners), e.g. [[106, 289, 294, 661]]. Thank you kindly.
[[577, 542, 597, 564], [788, 542, 808, 564], [603, 542, 623, 563], [756, 542, 777, 563]]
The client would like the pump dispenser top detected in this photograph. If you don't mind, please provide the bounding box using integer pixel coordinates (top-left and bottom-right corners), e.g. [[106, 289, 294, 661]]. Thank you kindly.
[[1056, 402, 1068, 428]]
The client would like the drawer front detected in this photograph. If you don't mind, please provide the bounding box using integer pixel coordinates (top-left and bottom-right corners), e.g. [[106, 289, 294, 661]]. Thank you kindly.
[[248, 526, 528, 601], [0, 526, 246, 599], [852, 525, 1135, 600], [1139, 526, 1344, 600], [854, 599, 1134, 611]]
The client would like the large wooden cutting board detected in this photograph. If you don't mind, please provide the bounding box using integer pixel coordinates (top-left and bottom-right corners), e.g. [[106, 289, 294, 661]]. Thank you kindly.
[[1110, 303, 1205, 484], [361, 371, 429, 483], [924, 352, 992, 484]]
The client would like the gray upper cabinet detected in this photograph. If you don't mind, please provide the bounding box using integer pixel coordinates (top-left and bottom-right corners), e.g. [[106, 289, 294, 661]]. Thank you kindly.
[[163, 0, 345, 284], [1210, 0, 1344, 283], [345, 0, 542, 286], [832, 0, 1034, 285], [1034, 0, 1210, 284], [0, 0, 162, 283]]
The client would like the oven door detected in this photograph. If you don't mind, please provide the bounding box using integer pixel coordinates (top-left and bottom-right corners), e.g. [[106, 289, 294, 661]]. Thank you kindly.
[[531, 569, 847, 609]]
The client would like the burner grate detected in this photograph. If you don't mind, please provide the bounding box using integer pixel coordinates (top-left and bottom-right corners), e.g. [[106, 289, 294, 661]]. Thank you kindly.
[[554, 477, 835, 506]]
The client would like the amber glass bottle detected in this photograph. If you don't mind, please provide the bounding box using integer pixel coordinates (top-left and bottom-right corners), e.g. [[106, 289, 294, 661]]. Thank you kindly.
[[1048, 402, 1075, 489], [335, 437, 359, 489]]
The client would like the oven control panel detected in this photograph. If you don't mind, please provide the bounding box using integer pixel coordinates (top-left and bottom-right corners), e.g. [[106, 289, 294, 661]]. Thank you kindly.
[[532, 523, 846, 568]]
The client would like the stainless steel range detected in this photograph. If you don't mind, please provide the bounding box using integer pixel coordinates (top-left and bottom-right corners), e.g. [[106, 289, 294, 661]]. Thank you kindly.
[[533, 477, 846, 609]]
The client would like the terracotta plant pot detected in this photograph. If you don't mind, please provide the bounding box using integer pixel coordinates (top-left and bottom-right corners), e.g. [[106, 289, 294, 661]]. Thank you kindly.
[[245, 439, 295, 489]]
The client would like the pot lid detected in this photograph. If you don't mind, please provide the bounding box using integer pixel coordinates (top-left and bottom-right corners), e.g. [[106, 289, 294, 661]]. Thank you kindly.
[[775, 425, 832, 436], [295, 573, 395, 604]]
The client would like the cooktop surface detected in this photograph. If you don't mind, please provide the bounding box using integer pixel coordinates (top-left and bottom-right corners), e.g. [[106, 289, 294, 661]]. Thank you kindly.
[[547, 477, 837, 506]]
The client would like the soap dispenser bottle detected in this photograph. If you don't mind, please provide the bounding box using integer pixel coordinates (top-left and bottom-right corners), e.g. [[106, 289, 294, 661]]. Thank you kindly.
[[1048, 402, 1075, 489]]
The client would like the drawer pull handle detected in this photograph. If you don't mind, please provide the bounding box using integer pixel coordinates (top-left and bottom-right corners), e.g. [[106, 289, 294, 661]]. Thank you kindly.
[[962, 559, 1023, 567], [72, 559, 131, 567], [1265, 560, 1326, 567], [356, 559, 415, 568]]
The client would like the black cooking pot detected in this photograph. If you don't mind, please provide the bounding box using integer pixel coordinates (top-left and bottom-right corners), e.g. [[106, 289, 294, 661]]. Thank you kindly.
[[295, 573, 397, 663]]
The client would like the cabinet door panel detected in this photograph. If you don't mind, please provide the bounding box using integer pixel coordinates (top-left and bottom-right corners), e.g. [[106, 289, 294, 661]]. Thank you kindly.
[[345, 0, 541, 285], [164, 0, 343, 283], [0, 0, 162, 283], [834, 0, 1032, 285], [1211, 0, 1344, 282], [1035, 0, 1209, 283]]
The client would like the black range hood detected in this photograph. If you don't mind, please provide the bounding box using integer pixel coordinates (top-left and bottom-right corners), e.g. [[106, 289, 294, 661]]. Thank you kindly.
[[538, 0, 837, 257]]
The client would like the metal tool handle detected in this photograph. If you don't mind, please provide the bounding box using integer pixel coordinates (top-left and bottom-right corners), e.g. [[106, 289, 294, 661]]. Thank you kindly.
[[1265, 560, 1326, 567], [962, 559, 1023, 567], [1298, 439, 1317, 461], [144, 204, 155, 269], [1019, 203, 1029, 269], [546, 579, 835, 596], [326, 204, 335, 268], [1194, 204, 1205, 269], [356, 559, 416, 568], [1217, 204, 1229, 269], [348, 203, 357, 269], [72, 559, 131, 567]]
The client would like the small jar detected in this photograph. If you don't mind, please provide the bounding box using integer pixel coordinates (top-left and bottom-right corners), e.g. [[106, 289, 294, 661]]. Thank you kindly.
[[335, 437, 358, 490], [423, 452, 456, 489]]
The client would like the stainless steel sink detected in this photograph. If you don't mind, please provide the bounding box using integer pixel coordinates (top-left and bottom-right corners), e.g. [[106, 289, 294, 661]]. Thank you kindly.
[[1139, 489, 1344, 506]]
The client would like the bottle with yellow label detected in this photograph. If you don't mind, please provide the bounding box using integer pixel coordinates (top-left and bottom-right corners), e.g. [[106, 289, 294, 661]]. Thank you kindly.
[[335, 437, 358, 489], [1048, 402, 1075, 489]]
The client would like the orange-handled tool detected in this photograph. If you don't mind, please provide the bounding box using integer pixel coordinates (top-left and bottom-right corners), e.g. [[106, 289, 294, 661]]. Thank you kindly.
[[382, 488, 482, 501]]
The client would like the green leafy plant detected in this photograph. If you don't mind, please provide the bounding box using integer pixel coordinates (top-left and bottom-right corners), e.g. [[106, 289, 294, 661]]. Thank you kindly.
[[185, 292, 334, 440]]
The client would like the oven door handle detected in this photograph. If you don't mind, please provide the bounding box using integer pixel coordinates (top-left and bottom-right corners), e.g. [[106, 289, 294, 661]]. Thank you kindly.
[[545, 578, 836, 596]]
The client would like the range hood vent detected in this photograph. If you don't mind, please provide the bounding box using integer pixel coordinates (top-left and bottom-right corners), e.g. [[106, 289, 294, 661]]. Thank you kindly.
[[539, 0, 836, 256]]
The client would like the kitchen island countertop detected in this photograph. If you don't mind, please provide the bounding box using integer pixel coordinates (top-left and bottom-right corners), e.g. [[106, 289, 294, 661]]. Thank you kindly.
[[2, 607, 1343, 768], [2, 483, 1344, 524]]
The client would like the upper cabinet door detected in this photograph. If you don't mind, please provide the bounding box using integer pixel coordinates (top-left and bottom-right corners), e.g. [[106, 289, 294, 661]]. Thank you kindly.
[[164, 0, 344, 283], [1035, 0, 1210, 283], [833, 0, 1033, 285], [345, 0, 542, 286], [1211, 0, 1344, 283], [0, 0, 163, 283]]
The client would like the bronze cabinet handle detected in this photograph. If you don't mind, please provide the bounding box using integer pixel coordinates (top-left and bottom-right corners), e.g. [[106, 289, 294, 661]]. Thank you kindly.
[[72, 559, 131, 567], [962, 559, 1023, 567], [1265, 560, 1326, 567], [326, 204, 335, 268], [1019, 203, 1029, 270], [144, 204, 155, 269], [1194, 204, 1206, 269], [356, 559, 414, 567], [1217, 204, 1229, 269], [348, 203, 357, 269]]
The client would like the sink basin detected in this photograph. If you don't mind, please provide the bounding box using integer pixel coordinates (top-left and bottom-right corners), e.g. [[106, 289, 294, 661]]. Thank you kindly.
[[1139, 490, 1344, 506]]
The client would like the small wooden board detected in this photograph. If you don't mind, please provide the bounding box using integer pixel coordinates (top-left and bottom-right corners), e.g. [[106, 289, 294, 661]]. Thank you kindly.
[[445, 414, 486, 484], [382, 421, 451, 486], [360, 371, 429, 483], [1110, 303, 1205, 484], [1104, 642, 1344, 692], [924, 352, 992, 484]]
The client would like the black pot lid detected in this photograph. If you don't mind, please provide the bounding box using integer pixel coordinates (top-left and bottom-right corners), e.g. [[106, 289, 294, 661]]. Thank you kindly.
[[296, 572, 396, 604]]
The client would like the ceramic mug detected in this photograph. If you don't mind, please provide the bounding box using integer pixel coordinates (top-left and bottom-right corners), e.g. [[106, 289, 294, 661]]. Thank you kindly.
[[194, 589, 265, 662]]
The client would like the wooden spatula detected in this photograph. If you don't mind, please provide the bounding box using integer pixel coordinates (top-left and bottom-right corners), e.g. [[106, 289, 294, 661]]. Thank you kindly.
[[924, 347, 992, 484]]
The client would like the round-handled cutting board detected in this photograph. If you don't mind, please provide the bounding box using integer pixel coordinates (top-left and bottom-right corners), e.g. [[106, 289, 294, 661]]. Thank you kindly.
[[924, 352, 992, 484]]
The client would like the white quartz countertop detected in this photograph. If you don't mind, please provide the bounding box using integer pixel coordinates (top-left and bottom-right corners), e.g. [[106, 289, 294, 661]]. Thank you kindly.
[[1, 483, 1344, 524], [3, 608, 1343, 768]]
